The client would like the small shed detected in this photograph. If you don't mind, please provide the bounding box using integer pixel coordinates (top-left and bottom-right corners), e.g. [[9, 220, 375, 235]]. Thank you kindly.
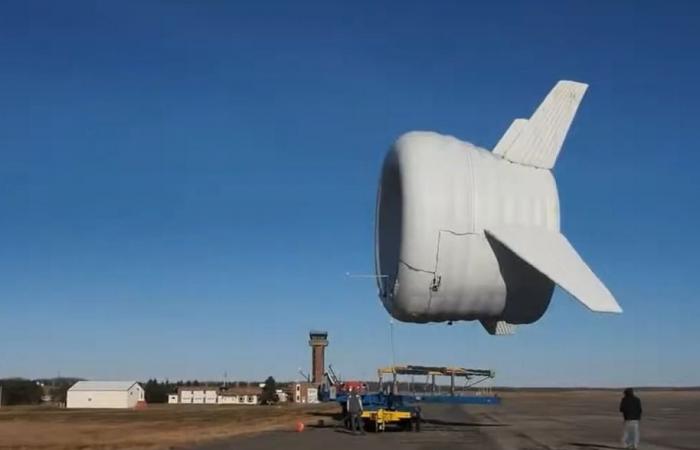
[[67, 381, 145, 409]]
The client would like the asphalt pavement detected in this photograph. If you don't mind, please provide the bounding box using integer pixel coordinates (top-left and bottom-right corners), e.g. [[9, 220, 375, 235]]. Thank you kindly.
[[188, 390, 700, 450]]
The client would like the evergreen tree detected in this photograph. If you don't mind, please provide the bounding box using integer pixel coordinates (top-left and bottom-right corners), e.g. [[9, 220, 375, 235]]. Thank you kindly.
[[260, 376, 278, 405], [0, 379, 43, 405]]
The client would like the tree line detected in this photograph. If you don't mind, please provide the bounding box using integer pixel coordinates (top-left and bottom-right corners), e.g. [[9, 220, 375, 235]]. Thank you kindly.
[[0, 378, 78, 406]]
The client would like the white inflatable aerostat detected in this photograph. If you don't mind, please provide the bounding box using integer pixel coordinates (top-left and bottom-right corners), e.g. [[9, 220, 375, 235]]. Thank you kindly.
[[375, 81, 621, 335]]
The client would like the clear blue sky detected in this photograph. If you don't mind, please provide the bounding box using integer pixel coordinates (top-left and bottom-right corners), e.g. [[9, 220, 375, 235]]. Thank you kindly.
[[1, 1, 698, 387]]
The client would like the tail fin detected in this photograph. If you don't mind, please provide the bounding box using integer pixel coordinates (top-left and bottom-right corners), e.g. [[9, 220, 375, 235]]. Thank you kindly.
[[494, 80, 588, 169], [481, 320, 517, 335], [493, 118, 528, 156]]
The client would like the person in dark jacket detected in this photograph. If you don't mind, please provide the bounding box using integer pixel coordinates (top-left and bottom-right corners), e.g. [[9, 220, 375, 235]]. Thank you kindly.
[[411, 405, 422, 432], [619, 388, 642, 449], [346, 388, 365, 435]]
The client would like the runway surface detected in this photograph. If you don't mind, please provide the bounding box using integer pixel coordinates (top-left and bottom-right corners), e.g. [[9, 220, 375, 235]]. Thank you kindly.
[[189, 390, 699, 450]]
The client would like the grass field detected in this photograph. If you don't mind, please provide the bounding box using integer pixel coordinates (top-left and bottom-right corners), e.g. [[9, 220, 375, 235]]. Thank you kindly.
[[0, 403, 338, 450]]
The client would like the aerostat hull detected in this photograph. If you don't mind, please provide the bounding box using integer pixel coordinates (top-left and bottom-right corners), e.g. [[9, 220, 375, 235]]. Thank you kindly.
[[376, 132, 556, 324], [374, 81, 621, 334]]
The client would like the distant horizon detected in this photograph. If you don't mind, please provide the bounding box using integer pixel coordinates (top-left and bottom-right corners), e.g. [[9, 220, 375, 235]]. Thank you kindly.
[[5, 375, 700, 391]]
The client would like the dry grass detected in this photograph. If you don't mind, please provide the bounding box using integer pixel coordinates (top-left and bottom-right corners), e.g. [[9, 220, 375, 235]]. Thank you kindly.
[[0, 403, 338, 450]]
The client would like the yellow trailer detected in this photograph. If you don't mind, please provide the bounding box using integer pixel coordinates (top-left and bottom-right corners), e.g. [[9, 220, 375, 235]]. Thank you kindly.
[[361, 408, 413, 432]]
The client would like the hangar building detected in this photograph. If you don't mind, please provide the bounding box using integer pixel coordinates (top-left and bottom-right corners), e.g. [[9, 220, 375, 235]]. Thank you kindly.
[[67, 381, 145, 409]]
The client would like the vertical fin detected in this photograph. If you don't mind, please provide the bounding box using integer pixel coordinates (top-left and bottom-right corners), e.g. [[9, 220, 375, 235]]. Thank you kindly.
[[493, 118, 527, 156], [494, 80, 588, 169]]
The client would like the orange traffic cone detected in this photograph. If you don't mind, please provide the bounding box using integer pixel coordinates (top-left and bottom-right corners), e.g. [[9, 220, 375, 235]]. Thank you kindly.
[[295, 421, 305, 432]]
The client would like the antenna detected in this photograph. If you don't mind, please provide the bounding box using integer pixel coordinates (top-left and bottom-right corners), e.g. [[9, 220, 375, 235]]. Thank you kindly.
[[345, 272, 388, 278], [328, 364, 340, 384], [297, 368, 310, 383]]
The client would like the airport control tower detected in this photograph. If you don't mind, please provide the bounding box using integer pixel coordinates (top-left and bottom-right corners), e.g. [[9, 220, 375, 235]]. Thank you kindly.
[[308, 330, 328, 384]]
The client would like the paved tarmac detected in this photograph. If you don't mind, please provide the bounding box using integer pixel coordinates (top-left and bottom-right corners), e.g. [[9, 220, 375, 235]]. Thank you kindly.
[[189, 390, 700, 450]]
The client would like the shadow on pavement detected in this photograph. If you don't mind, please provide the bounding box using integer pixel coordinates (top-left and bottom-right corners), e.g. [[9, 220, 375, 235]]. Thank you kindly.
[[422, 418, 508, 428], [308, 412, 345, 421], [306, 419, 343, 429], [569, 442, 622, 449]]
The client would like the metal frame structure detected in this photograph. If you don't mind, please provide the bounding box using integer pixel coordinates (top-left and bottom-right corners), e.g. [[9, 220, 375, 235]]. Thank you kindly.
[[377, 365, 495, 396]]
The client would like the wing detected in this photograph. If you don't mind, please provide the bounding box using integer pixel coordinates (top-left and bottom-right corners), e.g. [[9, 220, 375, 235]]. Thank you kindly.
[[485, 226, 622, 313]]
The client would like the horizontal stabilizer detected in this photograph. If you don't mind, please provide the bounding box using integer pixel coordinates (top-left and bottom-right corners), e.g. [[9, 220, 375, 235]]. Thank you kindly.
[[494, 80, 588, 169], [481, 320, 516, 335], [485, 226, 622, 314]]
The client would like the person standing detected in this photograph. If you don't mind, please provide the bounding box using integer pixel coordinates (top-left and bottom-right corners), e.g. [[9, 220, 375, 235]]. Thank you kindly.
[[411, 404, 422, 432], [346, 387, 365, 435], [619, 388, 642, 449]]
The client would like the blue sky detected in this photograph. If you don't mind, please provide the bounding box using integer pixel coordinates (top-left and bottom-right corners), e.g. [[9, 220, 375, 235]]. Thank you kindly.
[[1, 1, 698, 386]]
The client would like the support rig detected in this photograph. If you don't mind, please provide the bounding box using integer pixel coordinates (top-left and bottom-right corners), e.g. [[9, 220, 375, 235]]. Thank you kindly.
[[323, 364, 500, 432]]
